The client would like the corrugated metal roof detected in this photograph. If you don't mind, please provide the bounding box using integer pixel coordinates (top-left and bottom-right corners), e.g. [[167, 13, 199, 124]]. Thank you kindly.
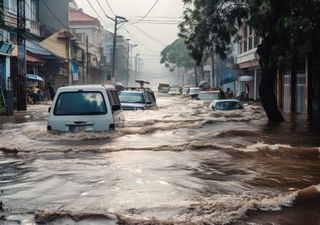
[[26, 40, 52, 56]]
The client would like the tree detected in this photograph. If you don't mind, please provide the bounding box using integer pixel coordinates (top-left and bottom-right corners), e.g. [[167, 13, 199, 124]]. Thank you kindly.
[[179, 0, 320, 122], [160, 38, 198, 84]]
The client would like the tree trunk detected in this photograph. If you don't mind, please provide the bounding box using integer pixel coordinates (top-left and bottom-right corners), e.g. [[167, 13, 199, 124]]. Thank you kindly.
[[257, 36, 285, 122], [194, 67, 198, 86]]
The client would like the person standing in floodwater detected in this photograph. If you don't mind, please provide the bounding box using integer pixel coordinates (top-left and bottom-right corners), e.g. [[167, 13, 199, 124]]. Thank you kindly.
[[46, 82, 55, 101]]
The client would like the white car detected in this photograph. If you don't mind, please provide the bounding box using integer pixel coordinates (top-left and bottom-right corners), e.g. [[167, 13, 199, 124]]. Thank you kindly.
[[208, 99, 244, 111], [47, 85, 125, 132]]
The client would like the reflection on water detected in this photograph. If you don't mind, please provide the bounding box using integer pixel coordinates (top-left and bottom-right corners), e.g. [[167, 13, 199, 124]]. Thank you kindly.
[[0, 96, 319, 225]]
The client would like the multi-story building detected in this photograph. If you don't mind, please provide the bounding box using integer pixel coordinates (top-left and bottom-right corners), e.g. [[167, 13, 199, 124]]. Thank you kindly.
[[69, 1, 106, 84], [101, 30, 129, 85], [235, 25, 261, 100]]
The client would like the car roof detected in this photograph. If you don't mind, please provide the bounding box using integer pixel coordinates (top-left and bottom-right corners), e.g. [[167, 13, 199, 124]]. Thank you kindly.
[[57, 84, 115, 92], [199, 90, 220, 93], [120, 90, 144, 94], [211, 99, 241, 104]]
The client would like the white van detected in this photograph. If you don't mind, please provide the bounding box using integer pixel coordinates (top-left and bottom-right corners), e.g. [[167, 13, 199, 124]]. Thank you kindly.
[[47, 85, 125, 132]]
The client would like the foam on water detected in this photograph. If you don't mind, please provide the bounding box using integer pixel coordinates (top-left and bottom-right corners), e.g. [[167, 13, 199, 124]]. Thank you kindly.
[[238, 142, 293, 152]]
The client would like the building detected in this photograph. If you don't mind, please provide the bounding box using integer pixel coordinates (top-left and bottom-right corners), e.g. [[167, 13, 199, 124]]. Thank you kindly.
[[276, 34, 320, 122], [101, 30, 129, 85], [69, 3, 107, 85], [235, 25, 261, 100]]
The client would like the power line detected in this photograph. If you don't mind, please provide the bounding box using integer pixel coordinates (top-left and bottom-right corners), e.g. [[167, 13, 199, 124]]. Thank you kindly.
[[104, 0, 116, 16], [40, 0, 68, 29], [123, 0, 160, 28], [95, 0, 112, 20], [86, 0, 108, 24], [131, 24, 166, 46]]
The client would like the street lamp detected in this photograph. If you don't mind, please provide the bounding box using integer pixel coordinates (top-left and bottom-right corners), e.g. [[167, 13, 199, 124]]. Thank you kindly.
[[111, 15, 128, 81]]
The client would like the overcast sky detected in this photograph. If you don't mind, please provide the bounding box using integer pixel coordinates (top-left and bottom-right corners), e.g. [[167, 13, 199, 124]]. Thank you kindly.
[[75, 0, 185, 84]]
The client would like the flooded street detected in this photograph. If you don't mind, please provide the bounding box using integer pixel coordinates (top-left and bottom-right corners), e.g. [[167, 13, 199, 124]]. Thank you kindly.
[[0, 94, 320, 225]]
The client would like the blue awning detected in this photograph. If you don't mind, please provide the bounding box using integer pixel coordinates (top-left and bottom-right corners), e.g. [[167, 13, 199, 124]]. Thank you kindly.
[[26, 74, 44, 82], [26, 40, 52, 56]]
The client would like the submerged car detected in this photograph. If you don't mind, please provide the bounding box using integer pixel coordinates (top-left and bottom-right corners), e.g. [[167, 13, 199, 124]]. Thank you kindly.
[[119, 88, 157, 110], [47, 85, 124, 132], [158, 83, 170, 93], [208, 99, 244, 111], [196, 90, 221, 100], [168, 86, 182, 95], [188, 87, 202, 99]]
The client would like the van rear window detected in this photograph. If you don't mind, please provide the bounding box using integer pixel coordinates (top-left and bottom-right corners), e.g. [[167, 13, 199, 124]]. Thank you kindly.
[[54, 91, 107, 115]]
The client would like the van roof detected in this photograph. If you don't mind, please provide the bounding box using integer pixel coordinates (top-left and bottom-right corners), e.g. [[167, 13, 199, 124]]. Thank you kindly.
[[57, 84, 116, 92]]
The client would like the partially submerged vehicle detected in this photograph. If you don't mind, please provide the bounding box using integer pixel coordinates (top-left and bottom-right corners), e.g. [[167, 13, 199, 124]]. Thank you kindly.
[[119, 80, 157, 110], [158, 83, 170, 93], [208, 99, 244, 111], [168, 86, 182, 95], [188, 87, 202, 99], [47, 85, 124, 132], [196, 90, 221, 100]]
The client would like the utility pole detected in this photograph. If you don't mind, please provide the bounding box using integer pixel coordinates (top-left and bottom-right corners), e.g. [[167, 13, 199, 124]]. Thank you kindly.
[[16, 0, 26, 110], [111, 15, 127, 82]]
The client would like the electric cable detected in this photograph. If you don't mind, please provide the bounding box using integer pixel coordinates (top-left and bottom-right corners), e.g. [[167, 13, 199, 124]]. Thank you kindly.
[[40, 0, 68, 29], [122, 0, 160, 28], [86, 0, 109, 24], [104, 0, 116, 16], [95, 0, 113, 20]]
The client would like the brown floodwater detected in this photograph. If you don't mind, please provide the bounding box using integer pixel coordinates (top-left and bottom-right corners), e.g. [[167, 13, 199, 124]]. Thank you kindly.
[[0, 94, 319, 225]]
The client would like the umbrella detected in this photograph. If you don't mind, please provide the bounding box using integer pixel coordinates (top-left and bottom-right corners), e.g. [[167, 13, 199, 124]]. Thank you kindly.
[[238, 75, 254, 82], [26, 74, 44, 82]]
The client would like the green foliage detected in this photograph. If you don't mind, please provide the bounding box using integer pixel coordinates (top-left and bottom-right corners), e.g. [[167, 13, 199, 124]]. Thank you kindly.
[[179, 0, 320, 65], [160, 38, 196, 72]]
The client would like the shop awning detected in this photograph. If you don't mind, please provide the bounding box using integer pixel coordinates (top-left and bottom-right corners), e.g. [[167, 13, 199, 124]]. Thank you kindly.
[[26, 40, 52, 56], [26, 74, 44, 82], [26, 54, 40, 63]]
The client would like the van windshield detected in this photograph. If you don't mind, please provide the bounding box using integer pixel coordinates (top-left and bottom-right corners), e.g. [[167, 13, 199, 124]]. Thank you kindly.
[[54, 91, 107, 115]]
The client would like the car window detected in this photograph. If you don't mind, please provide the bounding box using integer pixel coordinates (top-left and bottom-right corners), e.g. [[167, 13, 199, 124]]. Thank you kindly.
[[107, 89, 121, 106], [119, 92, 145, 103], [145, 92, 154, 103], [215, 101, 242, 110], [54, 91, 107, 115]]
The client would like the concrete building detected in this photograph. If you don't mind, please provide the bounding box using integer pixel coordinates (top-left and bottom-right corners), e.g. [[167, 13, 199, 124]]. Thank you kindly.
[[235, 25, 261, 100], [101, 30, 129, 85], [69, 3, 106, 84]]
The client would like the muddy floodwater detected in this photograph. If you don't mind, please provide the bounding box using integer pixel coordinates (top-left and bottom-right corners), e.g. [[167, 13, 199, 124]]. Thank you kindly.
[[0, 94, 320, 225]]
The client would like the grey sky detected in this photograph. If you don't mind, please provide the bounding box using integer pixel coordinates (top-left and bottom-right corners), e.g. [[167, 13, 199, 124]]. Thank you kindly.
[[75, 0, 184, 84]]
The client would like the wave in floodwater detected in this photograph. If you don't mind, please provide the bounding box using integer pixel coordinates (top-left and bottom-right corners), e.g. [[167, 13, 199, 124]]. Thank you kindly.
[[1, 185, 320, 225]]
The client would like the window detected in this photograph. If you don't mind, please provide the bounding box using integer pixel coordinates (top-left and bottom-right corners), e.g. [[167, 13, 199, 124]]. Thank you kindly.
[[8, 0, 17, 12], [30, 0, 38, 21], [238, 25, 260, 54], [119, 92, 145, 103], [54, 92, 107, 115]]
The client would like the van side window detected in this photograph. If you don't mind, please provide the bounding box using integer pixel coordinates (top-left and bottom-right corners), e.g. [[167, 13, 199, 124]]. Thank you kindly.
[[145, 92, 154, 103], [107, 89, 121, 111]]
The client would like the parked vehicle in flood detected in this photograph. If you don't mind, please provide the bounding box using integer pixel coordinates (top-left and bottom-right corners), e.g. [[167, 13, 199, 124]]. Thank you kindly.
[[208, 99, 244, 111], [168, 86, 182, 95], [196, 90, 221, 100], [188, 87, 202, 99], [47, 85, 124, 132], [158, 83, 170, 93], [119, 87, 157, 110]]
